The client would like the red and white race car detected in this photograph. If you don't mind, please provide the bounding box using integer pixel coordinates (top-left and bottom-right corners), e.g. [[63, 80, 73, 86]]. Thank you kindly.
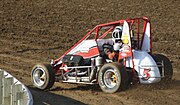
[[31, 17, 173, 93]]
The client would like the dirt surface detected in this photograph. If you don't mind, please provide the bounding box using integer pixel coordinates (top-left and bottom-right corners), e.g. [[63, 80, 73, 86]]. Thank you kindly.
[[0, 0, 180, 105]]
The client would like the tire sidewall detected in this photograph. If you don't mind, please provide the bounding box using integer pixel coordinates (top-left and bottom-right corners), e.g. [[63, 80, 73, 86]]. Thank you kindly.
[[98, 63, 122, 93], [151, 54, 173, 80], [31, 64, 53, 90]]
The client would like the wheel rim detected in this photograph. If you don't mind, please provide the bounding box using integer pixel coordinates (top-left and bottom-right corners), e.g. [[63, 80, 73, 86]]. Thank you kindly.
[[33, 67, 47, 87], [103, 69, 117, 88]]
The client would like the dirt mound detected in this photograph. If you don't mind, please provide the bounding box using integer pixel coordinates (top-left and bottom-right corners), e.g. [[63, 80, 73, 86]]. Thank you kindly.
[[0, 0, 180, 105]]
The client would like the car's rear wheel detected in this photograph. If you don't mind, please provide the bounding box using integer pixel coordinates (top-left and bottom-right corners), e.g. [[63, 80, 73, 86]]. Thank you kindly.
[[98, 62, 128, 93], [31, 64, 55, 90], [151, 54, 173, 81]]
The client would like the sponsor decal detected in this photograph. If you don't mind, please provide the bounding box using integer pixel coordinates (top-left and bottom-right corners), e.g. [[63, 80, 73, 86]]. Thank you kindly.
[[122, 34, 129, 44]]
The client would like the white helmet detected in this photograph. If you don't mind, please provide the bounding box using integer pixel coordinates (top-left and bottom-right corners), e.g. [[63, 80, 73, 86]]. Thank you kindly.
[[112, 26, 123, 40]]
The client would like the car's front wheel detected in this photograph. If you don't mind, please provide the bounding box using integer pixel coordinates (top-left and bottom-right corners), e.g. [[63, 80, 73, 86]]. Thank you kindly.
[[98, 62, 128, 93], [31, 64, 55, 90]]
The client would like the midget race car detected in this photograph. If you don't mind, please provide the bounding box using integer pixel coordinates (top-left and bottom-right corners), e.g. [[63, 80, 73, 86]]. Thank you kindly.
[[31, 17, 173, 93]]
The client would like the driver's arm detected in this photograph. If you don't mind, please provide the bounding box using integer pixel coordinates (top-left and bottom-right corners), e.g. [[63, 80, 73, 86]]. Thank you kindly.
[[106, 51, 115, 60]]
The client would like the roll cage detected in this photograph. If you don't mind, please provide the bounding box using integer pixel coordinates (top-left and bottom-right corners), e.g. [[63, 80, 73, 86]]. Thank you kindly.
[[53, 17, 152, 64]]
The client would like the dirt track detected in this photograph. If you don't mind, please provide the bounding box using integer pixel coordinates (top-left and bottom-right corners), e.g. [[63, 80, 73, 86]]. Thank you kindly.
[[0, 0, 180, 105]]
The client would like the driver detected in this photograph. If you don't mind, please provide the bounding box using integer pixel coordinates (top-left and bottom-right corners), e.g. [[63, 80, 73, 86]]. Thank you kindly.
[[102, 26, 123, 61], [112, 26, 123, 52]]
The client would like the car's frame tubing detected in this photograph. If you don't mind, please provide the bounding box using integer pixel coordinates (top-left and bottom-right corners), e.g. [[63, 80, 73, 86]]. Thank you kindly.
[[53, 17, 152, 77]]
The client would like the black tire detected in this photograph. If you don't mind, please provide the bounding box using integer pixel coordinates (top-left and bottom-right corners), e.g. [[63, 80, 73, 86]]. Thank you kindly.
[[98, 62, 128, 93], [31, 63, 55, 90], [151, 54, 173, 81]]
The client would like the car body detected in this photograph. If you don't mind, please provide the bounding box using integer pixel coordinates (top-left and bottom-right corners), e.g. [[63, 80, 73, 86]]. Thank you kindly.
[[31, 17, 173, 93]]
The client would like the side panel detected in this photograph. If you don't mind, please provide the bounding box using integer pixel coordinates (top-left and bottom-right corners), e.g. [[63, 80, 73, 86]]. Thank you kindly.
[[118, 21, 133, 59], [68, 40, 99, 58], [122, 21, 131, 47], [141, 22, 151, 52], [126, 50, 161, 84]]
